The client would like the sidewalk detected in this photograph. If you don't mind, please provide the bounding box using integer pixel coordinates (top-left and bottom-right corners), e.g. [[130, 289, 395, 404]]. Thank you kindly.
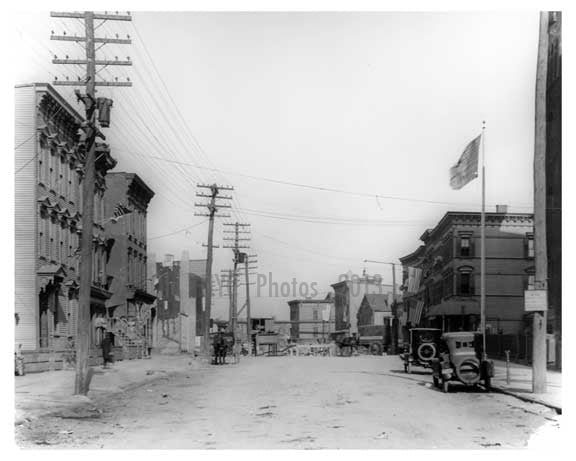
[[490, 359, 562, 412], [14, 353, 204, 425]]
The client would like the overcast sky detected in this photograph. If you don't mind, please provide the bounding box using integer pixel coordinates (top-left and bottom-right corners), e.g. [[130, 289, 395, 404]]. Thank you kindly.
[[13, 10, 540, 320]]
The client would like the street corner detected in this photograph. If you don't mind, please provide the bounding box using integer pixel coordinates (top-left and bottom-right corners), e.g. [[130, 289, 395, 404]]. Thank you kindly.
[[527, 416, 563, 449]]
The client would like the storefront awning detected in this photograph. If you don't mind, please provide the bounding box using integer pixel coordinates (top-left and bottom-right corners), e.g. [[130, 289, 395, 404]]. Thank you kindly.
[[426, 299, 480, 317]]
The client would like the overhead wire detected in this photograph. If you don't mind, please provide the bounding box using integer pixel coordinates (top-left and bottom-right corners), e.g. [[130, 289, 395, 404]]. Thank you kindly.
[[128, 18, 247, 223], [100, 19, 245, 230], [107, 150, 534, 211], [148, 219, 208, 241]]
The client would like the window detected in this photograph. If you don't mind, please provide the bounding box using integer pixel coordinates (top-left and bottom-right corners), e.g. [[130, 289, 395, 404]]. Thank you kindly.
[[55, 155, 61, 195], [460, 273, 472, 295], [48, 149, 54, 189], [527, 237, 534, 258], [312, 309, 319, 321], [58, 157, 65, 196], [460, 237, 471, 257], [442, 271, 453, 298]]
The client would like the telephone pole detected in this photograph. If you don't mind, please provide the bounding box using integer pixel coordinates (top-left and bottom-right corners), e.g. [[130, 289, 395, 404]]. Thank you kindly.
[[243, 254, 258, 342], [50, 11, 132, 395], [219, 269, 234, 326], [532, 12, 550, 393], [223, 223, 250, 337], [195, 184, 233, 356]]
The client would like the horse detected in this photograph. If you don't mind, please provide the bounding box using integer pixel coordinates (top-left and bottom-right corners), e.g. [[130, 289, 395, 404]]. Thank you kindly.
[[212, 334, 228, 365], [337, 335, 360, 356]]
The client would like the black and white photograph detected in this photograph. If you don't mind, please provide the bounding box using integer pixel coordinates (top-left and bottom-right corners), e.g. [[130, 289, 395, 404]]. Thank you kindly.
[[10, 1, 566, 451]]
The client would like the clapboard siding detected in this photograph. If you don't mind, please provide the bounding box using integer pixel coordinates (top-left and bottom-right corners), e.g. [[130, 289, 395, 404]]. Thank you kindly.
[[15, 85, 38, 351]]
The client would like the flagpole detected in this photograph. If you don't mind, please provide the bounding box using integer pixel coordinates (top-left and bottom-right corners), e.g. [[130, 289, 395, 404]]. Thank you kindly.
[[480, 121, 487, 359]]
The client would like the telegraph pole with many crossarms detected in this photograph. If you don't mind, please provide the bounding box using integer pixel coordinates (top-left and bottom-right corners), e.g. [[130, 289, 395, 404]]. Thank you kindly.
[[195, 184, 233, 356], [239, 254, 258, 344], [223, 223, 250, 337], [50, 10, 132, 395]]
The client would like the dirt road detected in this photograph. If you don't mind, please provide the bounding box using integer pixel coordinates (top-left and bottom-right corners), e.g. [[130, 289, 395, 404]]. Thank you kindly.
[[16, 355, 559, 448]]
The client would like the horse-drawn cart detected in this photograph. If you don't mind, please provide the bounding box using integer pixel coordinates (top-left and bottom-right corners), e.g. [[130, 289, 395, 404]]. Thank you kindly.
[[211, 332, 235, 365]]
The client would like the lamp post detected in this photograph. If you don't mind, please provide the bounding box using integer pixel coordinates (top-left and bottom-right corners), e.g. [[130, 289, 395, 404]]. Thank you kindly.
[[363, 259, 400, 354]]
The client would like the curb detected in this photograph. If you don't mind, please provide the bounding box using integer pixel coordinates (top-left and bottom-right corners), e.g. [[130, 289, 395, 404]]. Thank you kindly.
[[491, 385, 562, 414]]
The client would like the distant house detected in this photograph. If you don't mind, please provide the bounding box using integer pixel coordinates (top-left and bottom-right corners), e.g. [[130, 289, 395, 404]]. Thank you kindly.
[[288, 298, 335, 343], [357, 294, 393, 337], [331, 274, 395, 335]]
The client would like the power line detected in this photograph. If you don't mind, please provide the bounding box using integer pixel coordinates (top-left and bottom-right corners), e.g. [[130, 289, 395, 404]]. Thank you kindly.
[[148, 219, 208, 241], [112, 149, 534, 210]]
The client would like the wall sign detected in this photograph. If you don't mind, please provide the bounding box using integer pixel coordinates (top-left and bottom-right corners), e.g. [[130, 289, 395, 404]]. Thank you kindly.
[[524, 290, 548, 312]]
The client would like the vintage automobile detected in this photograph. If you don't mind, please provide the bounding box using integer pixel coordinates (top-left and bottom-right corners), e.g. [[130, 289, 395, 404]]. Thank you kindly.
[[430, 331, 494, 393], [401, 328, 442, 373]]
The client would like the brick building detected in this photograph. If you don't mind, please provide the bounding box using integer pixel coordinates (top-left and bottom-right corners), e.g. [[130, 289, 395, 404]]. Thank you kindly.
[[331, 274, 395, 335], [103, 172, 156, 358], [150, 253, 206, 353], [15, 83, 116, 367], [400, 210, 535, 335], [288, 298, 335, 343]]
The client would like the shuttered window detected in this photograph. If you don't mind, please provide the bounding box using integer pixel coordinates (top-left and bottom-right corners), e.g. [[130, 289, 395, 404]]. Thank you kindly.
[[43, 217, 50, 259]]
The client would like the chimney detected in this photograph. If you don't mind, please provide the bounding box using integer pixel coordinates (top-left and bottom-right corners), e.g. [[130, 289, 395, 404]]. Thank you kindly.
[[163, 254, 174, 267], [496, 204, 508, 214]]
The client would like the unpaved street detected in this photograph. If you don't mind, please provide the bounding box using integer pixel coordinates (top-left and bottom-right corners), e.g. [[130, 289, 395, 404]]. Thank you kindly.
[[16, 355, 559, 449]]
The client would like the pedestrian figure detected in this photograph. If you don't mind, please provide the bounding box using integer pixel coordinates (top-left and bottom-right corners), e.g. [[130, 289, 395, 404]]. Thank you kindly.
[[212, 333, 226, 365], [218, 335, 227, 365], [64, 336, 75, 369], [233, 339, 241, 364], [101, 332, 114, 369]]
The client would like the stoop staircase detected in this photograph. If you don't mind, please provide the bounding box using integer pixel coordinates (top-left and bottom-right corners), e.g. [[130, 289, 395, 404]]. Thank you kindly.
[[110, 318, 147, 360]]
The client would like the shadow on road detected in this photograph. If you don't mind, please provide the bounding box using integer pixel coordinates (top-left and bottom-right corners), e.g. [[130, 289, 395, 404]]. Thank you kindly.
[[389, 369, 431, 376]]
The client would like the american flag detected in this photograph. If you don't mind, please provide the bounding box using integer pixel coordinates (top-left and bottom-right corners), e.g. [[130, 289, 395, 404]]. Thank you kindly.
[[113, 203, 132, 218], [408, 300, 425, 325], [449, 134, 481, 190], [407, 267, 423, 293]]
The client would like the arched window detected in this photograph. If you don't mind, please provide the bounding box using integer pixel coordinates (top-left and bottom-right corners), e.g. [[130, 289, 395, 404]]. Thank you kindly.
[[457, 266, 475, 296]]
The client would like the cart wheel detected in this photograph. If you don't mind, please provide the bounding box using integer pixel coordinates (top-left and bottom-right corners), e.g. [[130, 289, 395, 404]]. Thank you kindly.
[[433, 376, 439, 388], [442, 379, 449, 393], [370, 343, 382, 356]]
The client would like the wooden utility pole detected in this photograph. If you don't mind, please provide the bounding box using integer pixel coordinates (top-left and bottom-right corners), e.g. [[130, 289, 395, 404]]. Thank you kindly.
[[233, 254, 258, 342], [50, 11, 132, 395], [390, 262, 397, 354], [195, 184, 233, 356], [244, 254, 258, 341], [532, 11, 550, 394], [223, 223, 250, 337]]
